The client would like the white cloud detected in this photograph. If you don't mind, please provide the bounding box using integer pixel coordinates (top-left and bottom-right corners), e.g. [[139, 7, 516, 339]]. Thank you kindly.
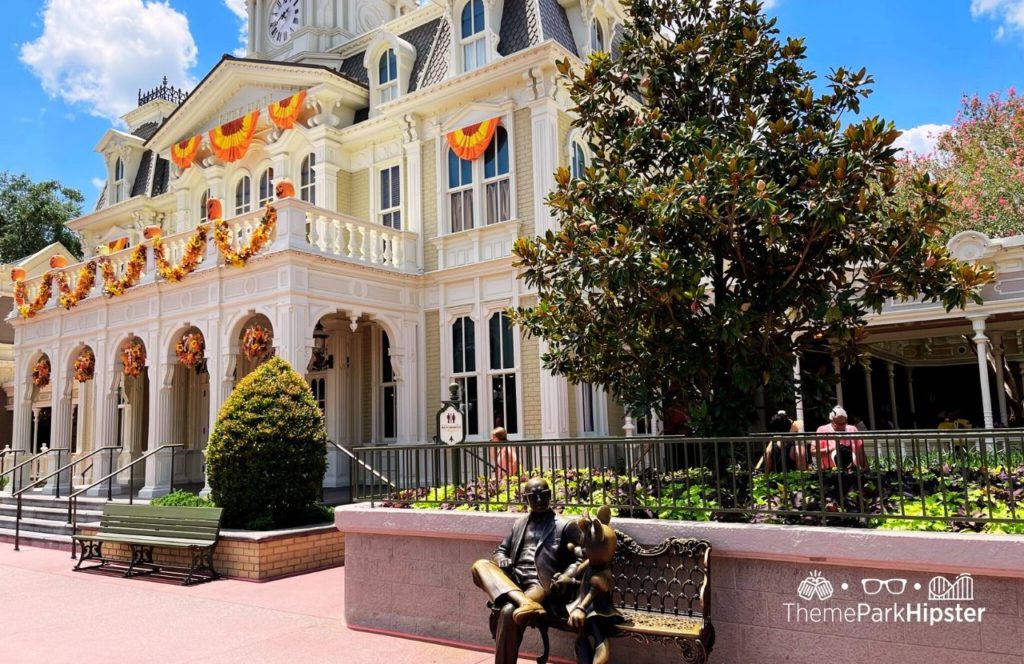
[[91, 177, 106, 191], [20, 0, 198, 123], [893, 123, 950, 157], [971, 0, 1024, 37], [762, 0, 778, 9], [224, 0, 249, 57]]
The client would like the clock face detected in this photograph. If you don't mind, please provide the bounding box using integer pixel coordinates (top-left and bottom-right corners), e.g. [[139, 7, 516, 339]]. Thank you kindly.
[[268, 0, 300, 46]]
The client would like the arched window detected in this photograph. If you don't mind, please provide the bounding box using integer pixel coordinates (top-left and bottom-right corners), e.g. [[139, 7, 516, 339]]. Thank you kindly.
[[451, 316, 480, 436], [378, 49, 399, 104], [488, 312, 517, 435], [300, 153, 316, 203], [380, 331, 397, 440], [448, 148, 474, 232], [113, 158, 127, 203], [571, 140, 587, 180], [379, 165, 401, 229], [199, 189, 210, 226], [258, 167, 275, 208], [460, 0, 487, 72], [590, 18, 605, 53], [483, 126, 510, 225], [234, 176, 252, 216]]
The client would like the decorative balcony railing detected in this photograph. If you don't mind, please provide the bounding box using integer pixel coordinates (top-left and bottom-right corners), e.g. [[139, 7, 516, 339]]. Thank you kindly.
[[8, 200, 419, 320]]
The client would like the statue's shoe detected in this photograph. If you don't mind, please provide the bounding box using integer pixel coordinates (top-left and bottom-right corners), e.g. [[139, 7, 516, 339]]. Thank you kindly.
[[512, 600, 546, 627]]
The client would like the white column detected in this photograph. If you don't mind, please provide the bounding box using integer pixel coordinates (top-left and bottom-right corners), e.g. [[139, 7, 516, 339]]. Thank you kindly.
[[970, 316, 995, 429], [886, 361, 900, 429], [905, 367, 917, 429], [42, 347, 73, 495], [139, 356, 174, 499], [86, 337, 122, 496], [793, 353, 805, 423], [863, 357, 876, 430], [246, 0, 256, 54], [530, 96, 570, 440], [402, 132, 423, 271], [392, 318, 419, 445], [832, 356, 844, 407], [8, 360, 32, 493], [990, 331, 1008, 427]]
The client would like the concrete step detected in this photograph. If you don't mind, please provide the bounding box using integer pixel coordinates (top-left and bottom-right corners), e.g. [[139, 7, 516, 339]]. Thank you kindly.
[[0, 515, 76, 536], [0, 527, 73, 551], [0, 503, 102, 523]]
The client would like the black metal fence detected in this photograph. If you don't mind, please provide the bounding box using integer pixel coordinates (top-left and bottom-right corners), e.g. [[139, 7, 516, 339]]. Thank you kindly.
[[351, 430, 1024, 532]]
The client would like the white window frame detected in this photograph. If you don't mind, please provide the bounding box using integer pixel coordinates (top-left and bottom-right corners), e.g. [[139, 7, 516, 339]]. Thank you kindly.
[[113, 157, 127, 203], [257, 166, 275, 208], [198, 189, 210, 226], [234, 174, 252, 216], [444, 120, 516, 234], [590, 17, 606, 53], [378, 329, 398, 442], [378, 49, 399, 105], [300, 153, 317, 204], [578, 383, 608, 436], [482, 126, 511, 226], [378, 164, 402, 229], [486, 310, 521, 437], [570, 137, 588, 180], [450, 315, 481, 438], [459, 0, 487, 73], [447, 149, 475, 233]]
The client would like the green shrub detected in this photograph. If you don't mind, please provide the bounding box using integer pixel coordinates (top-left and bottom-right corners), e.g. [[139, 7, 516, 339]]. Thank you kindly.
[[0, 476, 7, 491], [151, 490, 213, 508], [206, 356, 328, 529]]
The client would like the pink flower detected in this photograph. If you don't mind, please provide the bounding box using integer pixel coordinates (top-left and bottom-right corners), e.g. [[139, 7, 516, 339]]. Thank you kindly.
[[999, 197, 1008, 207]]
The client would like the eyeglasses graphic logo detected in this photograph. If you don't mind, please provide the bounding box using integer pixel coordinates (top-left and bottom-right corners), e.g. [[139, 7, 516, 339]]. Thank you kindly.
[[861, 578, 907, 596], [928, 573, 974, 601], [797, 570, 834, 601]]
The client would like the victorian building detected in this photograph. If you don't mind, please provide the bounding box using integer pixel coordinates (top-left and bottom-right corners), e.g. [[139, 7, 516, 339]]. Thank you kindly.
[[6, 0, 633, 498]]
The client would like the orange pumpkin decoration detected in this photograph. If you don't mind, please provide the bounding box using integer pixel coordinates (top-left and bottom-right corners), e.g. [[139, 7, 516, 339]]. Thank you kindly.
[[275, 179, 295, 200], [49, 255, 68, 269], [144, 225, 163, 240], [10, 267, 26, 282], [207, 197, 223, 221]]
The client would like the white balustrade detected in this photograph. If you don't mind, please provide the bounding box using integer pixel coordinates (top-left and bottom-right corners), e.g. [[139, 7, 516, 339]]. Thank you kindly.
[[305, 210, 416, 271]]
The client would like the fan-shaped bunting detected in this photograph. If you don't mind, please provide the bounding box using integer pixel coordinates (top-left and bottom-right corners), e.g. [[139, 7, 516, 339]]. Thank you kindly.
[[267, 91, 307, 130], [171, 135, 202, 169], [446, 118, 500, 161], [209, 111, 260, 163]]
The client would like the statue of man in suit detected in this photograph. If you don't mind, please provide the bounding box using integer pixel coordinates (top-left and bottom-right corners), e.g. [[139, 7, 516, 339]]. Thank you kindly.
[[471, 477, 582, 664]]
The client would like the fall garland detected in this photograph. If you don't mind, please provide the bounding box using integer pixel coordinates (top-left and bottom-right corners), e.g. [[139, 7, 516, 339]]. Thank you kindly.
[[242, 325, 272, 360], [176, 331, 205, 368], [32, 358, 51, 387], [121, 341, 146, 378], [13, 273, 55, 318], [100, 244, 148, 297], [154, 225, 209, 282], [213, 204, 277, 267], [57, 261, 97, 309], [73, 349, 95, 383]]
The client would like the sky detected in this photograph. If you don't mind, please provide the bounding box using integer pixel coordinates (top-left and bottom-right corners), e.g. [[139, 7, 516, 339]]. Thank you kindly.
[[1, 0, 1023, 210]]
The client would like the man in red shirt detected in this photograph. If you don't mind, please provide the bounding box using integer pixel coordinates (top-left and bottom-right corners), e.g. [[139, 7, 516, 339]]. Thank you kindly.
[[815, 406, 868, 470]]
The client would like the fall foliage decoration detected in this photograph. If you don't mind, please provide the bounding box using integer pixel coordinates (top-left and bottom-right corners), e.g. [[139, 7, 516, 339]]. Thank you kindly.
[[209, 111, 260, 163], [73, 349, 96, 383], [100, 244, 147, 297], [446, 118, 500, 161], [171, 135, 202, 169], [49, 255, 68, 269], [275, 178, 295, 199], [242, 324, 272, 360], [32, 357, 51, 387], [267, 91, 307, 130], [176, 331, 206, 368], [212, 202, 277, 267], [14, 273, 54, 318], [120, 340, 146, 378], [154, 225, 209, 282], [55, 261, 97, 310]]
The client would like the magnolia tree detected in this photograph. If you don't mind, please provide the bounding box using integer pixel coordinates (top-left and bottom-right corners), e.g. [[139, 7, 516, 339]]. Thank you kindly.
[[512, 0, 991, 436], [900, 90, 1024, 239]]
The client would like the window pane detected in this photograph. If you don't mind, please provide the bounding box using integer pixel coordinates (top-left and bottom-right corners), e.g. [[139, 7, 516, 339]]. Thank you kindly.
[[463, 190, 473, 230], [497, 128, 509, 174], [382, 332, 393, 382], [380, 168, 391, 209], [492, 374, 517, 434], [391, 166, 401, 205], [461, 156, 473, 185], [464, 377, 479, 435], [451, 194, 463, 233], [473, 0, 484, 32], [453, 319, 464, 374], [486, 182, 497, 225], [582, 384, 595, 433], [464, 318, 476, 371], [501, 314, 514, 368], [384, 386, 396, 438], [499, 179, 510, 222], [504, 374, 517, 434], [461, 2, 473, 38], [489, 314, 501, 370]]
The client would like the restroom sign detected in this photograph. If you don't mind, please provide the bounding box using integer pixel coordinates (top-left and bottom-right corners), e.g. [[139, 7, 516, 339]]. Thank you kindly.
[[438, 405, 466, 446]]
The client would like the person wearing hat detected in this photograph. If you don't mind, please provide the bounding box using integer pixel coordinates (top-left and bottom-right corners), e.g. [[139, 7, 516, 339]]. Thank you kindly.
[[815, 406, 868, 470]]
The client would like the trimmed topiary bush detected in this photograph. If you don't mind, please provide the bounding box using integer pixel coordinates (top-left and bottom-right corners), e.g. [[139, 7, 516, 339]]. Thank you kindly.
[[206, 356, 328, 529]]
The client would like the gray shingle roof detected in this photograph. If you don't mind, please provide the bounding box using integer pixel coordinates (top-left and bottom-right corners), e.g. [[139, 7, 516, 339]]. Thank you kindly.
[[611, 22, 624, 59], [403, 19, 441, 92], [536, 0, 579, 56], [498, 0, 540, 57], [339, 52, 369, 86], [418, 17, 450, 88], [94, 183, 107, 212], [131, 150, 153, 198], [132, 122, 160, 141], [151, 157, 169, 196]]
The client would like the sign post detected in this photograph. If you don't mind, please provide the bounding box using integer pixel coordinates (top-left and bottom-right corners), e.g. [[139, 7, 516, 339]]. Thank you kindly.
[[433, 383, 466, 484]]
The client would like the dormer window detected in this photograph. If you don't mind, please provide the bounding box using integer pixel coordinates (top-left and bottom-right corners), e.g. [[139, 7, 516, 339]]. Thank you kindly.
[[235, 176, 252, 216], [590, 18, 605, 53], [300, 153, 316, 204], [378, 50, 399, 104], [460, 0, 487, 72], [113, 158, 127, 203]]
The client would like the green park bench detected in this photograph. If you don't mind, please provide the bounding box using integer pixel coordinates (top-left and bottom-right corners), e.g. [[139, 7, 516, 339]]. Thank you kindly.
[[73, 504, 223, 585]]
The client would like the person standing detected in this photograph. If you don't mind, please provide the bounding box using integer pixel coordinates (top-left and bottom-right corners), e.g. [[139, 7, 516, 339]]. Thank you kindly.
[[815, 406, 868, 470]]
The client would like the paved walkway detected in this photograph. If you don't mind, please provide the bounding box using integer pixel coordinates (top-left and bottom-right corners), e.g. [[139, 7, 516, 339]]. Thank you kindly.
[[0, 545, 519, 663]]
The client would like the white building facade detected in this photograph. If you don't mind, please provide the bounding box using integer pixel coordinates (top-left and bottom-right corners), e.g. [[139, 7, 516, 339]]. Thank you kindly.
[[6, 0, 634, 497]]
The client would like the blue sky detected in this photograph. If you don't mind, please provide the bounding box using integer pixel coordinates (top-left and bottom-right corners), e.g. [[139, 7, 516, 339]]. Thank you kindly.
[[1, 0, 1022, 209]]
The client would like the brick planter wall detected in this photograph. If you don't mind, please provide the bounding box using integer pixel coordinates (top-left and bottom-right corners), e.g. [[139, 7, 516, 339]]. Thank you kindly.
[[77, 523, 344, 581], [336, 506, 1024, 664]]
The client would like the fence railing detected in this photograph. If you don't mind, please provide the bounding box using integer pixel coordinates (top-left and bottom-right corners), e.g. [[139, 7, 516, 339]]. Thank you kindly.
[[351, 430, 1024, 531]]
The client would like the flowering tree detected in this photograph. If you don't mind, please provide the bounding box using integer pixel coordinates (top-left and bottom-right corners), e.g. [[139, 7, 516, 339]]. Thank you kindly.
[[512, 0, 991, 436], [913, 90, 1024, 239]]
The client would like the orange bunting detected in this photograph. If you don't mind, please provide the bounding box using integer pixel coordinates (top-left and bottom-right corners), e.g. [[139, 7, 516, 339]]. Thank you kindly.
[[267, 91, 307, 131], [171, 135, 202, 169], [107, 238, 129, 253], [209, 110, 260, 163], [446, 118, 500, 161]]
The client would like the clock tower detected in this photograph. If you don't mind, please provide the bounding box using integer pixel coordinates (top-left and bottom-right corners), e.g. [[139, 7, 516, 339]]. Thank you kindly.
[[247, 0, 419, 63]]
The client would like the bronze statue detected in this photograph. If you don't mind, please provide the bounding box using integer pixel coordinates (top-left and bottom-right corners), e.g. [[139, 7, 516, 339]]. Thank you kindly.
[[564, 507, 623, 664], [471, 477, 582, 664]]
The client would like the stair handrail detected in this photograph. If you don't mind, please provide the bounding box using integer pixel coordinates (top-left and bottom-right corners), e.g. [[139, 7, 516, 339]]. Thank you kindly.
[[12, 446, 122, 552], [329, 440, 394, 489], [66, 444, 184, 553], [0, 450, 50, 494]]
